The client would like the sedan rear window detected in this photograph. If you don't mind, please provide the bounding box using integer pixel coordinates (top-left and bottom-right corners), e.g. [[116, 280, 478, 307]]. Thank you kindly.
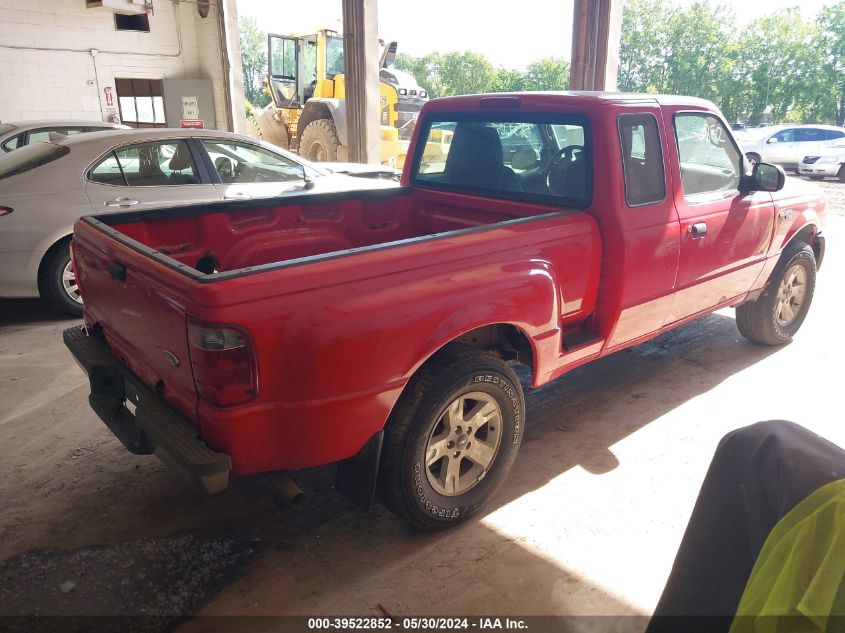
[[0, 142, 69, 181]]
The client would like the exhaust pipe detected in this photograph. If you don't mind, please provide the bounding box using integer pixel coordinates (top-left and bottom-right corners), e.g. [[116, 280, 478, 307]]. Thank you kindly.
[[263, 471, 305, 506]]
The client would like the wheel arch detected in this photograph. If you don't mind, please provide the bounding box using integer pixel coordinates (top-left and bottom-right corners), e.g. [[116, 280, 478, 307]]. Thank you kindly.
[[783, 222, 824, 270], [35, 231, 74, 289], [298, 99, 348, 147]]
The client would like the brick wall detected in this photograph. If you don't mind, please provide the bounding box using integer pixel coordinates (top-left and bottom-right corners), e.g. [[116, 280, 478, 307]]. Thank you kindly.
[[0, 0, 233, 129]]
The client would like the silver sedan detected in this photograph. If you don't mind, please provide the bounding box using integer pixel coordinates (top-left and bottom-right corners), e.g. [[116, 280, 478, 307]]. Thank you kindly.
[[0, 128, 397, 316]]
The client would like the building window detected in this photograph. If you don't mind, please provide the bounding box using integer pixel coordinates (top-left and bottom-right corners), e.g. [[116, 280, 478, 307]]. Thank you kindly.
[[114, 13, 150, 32], [115, 78, 166, 128]]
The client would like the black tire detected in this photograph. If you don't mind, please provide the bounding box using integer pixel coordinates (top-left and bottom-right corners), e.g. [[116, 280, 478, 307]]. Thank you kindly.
[[736, 241, 816, 346], [378, 345, 525, 530], [838, 165, 845, 183], [39, 242, 83, 318], [298, 119, 339, 162], [746, 152, 761, 164], [808, 175, 825, 181]]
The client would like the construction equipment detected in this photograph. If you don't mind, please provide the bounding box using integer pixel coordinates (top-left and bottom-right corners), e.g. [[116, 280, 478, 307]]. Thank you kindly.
[[248, 29, 428, 168]]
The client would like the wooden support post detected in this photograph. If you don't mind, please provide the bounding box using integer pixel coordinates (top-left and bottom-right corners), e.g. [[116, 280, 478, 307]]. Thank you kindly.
[[569, 0, 624, 91], [342, 0, 381, 164]]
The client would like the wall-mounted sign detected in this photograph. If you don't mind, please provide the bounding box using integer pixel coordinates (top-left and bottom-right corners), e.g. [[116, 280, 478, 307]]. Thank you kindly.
[[179, 119, 204, 129], [181, 96, 199, 120]]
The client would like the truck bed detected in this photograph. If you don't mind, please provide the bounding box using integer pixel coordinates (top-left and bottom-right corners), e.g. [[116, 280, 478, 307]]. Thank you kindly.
[[91, 187, 564, 279]]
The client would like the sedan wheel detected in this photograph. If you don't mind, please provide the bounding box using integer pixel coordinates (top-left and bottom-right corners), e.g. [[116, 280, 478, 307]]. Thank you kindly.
[[62, 260, 83, 305]]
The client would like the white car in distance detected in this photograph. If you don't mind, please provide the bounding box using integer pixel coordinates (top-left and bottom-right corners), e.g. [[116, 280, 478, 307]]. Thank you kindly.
[[741, 124, 845, 169], [798, 141, 845, 182]]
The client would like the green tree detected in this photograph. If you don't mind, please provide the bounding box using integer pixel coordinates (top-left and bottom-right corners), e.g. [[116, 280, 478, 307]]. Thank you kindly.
[[817, 2, 845, 126], [239, 16, 271, 109], [438, 51, 497, 96], [522, 57, 570, 91], [490, 67, 525, 92]]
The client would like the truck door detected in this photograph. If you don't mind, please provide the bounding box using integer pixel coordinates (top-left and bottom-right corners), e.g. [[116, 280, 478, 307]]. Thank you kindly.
[[268, 34, 300, 108], [666, 110, 774, 322]]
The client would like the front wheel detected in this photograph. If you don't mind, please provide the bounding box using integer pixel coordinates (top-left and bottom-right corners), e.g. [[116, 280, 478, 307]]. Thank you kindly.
[[838, 165, 845, 183], [736, 242, 816, 345], [40, 243, 83, 318], [298, 119, 339, 163], [378, 345, 525, 530]]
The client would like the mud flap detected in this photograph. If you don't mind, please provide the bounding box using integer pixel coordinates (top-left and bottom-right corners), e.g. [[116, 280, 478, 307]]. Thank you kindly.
[[335, 431, 383, 511]]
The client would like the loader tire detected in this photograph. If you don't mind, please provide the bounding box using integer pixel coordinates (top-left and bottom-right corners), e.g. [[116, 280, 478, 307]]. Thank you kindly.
[[299, 119, 339, 163]]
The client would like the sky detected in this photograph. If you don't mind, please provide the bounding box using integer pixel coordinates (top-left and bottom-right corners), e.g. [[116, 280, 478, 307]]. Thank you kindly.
[[236, 0, 839, 70]]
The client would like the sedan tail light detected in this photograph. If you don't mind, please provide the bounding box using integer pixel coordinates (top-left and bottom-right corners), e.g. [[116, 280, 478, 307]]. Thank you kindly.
[[187, 319, 258, 406]]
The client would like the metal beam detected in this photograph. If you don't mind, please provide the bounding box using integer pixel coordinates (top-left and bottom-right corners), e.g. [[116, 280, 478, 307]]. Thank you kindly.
[[569, 0, 624, 91], [342, 0, 381, 164]]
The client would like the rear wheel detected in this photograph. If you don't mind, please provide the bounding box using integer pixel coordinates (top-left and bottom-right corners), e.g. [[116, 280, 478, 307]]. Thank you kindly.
[[378, 345, 524, 530], [40, 242, 82, 318], [298, 119, 340, 163], [736, 241, 816, 345]]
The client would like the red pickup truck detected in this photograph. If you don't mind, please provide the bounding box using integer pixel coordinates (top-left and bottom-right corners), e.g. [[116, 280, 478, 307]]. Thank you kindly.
[[65, 93, 825, 529]]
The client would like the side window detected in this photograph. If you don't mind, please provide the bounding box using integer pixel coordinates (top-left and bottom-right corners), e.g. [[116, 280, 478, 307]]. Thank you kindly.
[[202, 140, 304, 183], [795, 128, 826, 143], [88, 140, 198, 186], [618, 113, 666, 206], [1, 134, 22, 152], [675, 113, 741, 200], [827, 130, 845, 141], [89, 152, 125, 185], [772, 129, 795, 143]]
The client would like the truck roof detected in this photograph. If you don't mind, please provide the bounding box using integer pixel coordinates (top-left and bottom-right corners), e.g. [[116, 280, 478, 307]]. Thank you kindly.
[[424, 91, 718, 112]]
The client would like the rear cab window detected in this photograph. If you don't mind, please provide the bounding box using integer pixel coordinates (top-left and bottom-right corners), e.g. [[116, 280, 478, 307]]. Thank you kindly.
[[0, 142, 69, 180], [413, 112, 592, 209]]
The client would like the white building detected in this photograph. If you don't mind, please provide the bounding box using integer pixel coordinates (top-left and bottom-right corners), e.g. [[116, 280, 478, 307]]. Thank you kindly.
[[0, 0, 244, 131]]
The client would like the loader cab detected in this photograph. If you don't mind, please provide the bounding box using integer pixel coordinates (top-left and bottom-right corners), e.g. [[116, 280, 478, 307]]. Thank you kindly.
[[268, 30, 342, 110]]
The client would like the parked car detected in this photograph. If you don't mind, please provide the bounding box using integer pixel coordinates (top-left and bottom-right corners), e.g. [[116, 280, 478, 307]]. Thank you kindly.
[[741, 124, 845, 168], [64, 92, 825, 530], [798, 141, 845, 182], [0, 119, 128, 152], [0, 128, 397, 316]]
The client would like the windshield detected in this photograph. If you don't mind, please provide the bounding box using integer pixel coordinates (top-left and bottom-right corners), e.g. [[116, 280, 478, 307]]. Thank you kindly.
[[0, 142, 69, 181], [326, 36, 344, 77]]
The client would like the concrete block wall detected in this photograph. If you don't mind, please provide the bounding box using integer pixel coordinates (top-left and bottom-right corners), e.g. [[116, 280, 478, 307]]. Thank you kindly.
[[0, 0, 231, 129]]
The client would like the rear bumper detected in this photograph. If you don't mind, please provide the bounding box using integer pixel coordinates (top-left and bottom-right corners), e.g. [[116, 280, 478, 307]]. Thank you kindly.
[[63, 325, 232, 493]]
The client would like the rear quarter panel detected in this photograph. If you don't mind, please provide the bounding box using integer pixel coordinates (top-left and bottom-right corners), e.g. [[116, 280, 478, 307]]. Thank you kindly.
[[190, 210, 600, 473]]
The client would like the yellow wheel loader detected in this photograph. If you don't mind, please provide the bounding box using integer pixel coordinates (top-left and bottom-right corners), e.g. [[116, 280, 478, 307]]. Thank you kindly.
[[248, 29, 428, 168]]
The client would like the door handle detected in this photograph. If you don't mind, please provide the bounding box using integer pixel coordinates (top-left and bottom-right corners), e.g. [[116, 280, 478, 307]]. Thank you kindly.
[[688, 222, 708, 238], [104, 197, 140, 207], [224, 193, 251, 200]]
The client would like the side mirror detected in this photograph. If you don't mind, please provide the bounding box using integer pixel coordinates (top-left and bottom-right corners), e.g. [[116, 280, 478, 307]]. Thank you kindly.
[[748, 162, 785, 193], [767, 137, 778, 144]]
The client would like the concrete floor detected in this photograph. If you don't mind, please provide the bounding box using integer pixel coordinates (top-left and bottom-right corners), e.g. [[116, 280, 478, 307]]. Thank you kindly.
[[0, 180, 843, 630]]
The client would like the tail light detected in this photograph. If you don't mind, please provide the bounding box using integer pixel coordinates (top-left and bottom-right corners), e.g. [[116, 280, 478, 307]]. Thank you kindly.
[[187, 319, 258, 406]]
